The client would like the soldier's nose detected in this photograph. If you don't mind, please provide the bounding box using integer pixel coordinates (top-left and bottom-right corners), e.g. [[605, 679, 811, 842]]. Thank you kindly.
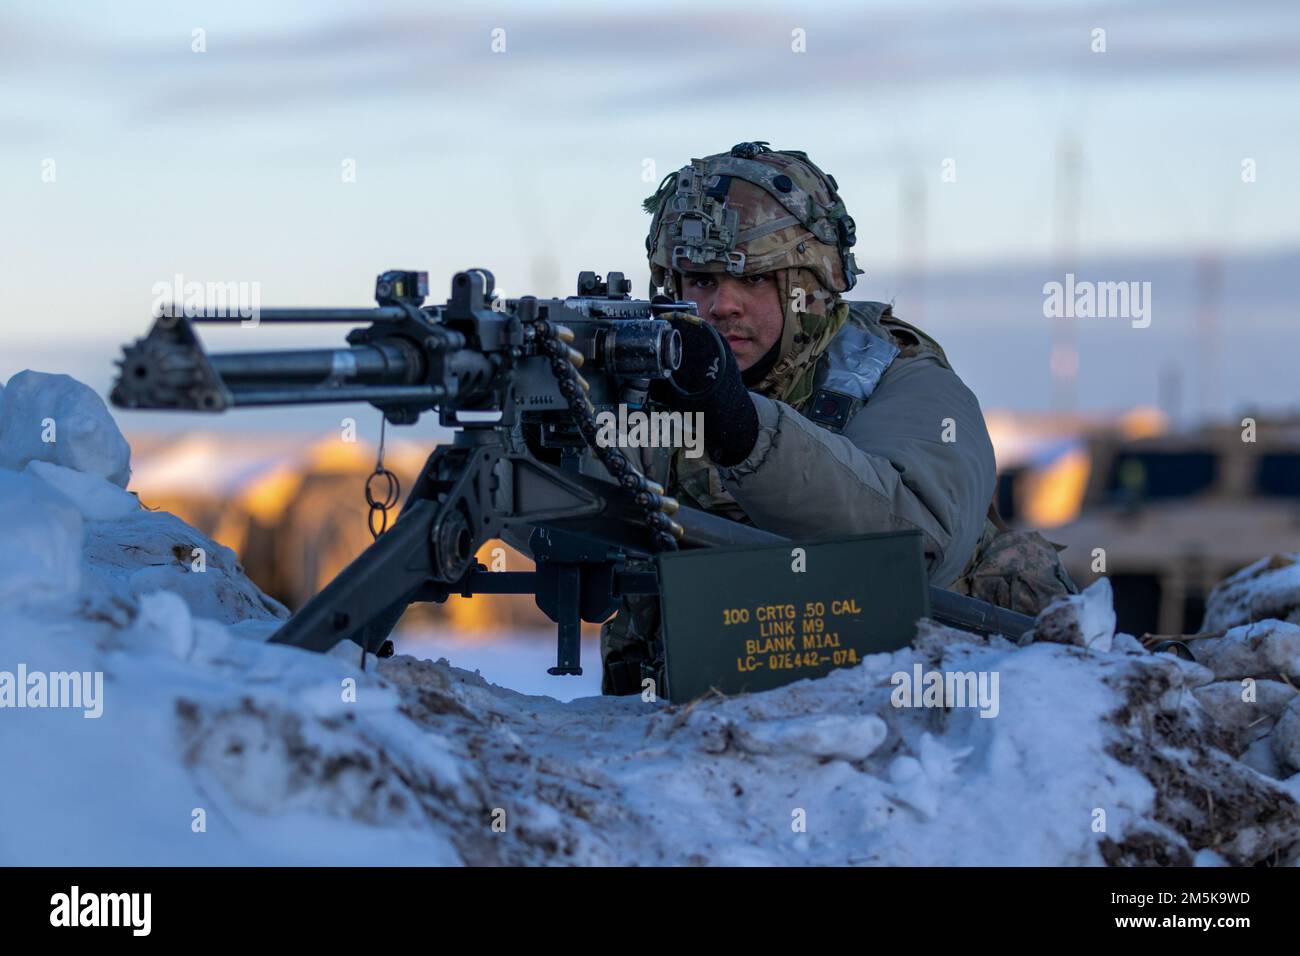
[[709, 284, 745, 320]]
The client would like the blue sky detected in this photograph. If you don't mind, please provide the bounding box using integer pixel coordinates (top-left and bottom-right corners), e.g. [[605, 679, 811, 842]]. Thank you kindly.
[[2, 0, 1298, 420]]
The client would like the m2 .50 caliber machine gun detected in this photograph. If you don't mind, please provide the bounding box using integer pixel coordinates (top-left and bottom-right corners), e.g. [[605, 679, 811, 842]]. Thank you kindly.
[[111, 268, 1033, 685]]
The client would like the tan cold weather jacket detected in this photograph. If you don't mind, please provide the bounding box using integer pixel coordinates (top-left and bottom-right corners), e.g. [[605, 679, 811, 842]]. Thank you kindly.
[[669, 301, 995, 587]]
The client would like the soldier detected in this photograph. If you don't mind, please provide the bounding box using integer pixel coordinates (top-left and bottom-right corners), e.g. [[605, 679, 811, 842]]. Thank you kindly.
[[599, 142, 1077, 696]]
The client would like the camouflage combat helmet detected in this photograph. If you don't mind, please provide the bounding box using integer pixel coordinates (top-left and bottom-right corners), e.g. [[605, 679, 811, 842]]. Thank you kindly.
[[644, 140, 861, 296], [643, 142, 865, 407]]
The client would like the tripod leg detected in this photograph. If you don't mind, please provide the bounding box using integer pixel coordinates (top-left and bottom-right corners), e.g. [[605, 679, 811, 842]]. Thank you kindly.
[[268, 499, 439, 654], [546, 563, 582, 675], [267, 438, 630, 658]]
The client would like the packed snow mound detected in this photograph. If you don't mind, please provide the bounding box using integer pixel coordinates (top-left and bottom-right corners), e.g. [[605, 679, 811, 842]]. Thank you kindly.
[[0, 469, 84, 604], [3, 372, 1300, 865], [1205, 553, 1300, 631], [0, 372, 288, 628], [1028, 576, 1116, 653], [0, 371, 131, 487]]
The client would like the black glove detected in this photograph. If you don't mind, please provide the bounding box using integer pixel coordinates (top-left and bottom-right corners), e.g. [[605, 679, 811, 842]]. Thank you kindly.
[[648, 315, 760, 467]]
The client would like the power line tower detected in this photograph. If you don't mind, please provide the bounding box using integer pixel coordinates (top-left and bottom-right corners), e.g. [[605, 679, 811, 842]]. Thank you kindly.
[[1194, 253, 1223, 425], [899, 165, 927, 327], [1050, 135, 1082, 413]]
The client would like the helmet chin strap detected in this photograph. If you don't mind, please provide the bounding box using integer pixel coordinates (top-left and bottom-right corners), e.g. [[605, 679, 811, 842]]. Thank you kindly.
[[741, 266, 849, 407], [773, 268, 805, 363]]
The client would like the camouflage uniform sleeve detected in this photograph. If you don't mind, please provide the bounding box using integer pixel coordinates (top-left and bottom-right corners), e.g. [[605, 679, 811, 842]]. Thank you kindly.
[[716, 353, 997, 587]]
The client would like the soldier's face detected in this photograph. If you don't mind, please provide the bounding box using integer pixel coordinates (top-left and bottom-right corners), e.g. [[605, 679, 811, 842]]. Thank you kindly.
[[679, 271, 784, 371]]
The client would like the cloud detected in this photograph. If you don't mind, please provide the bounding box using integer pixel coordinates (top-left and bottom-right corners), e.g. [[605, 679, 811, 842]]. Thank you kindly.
[[1, 0, 1298, 133]]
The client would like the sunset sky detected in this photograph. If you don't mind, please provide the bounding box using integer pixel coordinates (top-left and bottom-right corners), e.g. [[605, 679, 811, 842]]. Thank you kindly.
[[3, 0, 1298, 423]]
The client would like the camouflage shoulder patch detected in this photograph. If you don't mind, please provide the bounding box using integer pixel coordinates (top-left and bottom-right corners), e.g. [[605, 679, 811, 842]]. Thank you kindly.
[[880, 315, 950, 367]]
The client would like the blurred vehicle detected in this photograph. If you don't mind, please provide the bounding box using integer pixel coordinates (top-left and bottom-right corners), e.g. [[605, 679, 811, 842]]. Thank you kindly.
[[1012, 416, 1300, 636]]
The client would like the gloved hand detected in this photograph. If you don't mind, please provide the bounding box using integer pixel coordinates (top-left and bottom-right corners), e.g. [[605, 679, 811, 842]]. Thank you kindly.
[[648, 314, 760, 467]]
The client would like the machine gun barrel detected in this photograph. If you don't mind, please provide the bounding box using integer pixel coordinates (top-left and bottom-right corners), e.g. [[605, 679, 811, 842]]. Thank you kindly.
[[206, 338, 452, 405], [203, 341, 494, 409], [112, 294, 501, 415], [211, 344, 417, 383]]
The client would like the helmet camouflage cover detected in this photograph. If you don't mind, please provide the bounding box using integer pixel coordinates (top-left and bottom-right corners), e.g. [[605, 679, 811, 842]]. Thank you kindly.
[[643, 142, 864, 405]]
